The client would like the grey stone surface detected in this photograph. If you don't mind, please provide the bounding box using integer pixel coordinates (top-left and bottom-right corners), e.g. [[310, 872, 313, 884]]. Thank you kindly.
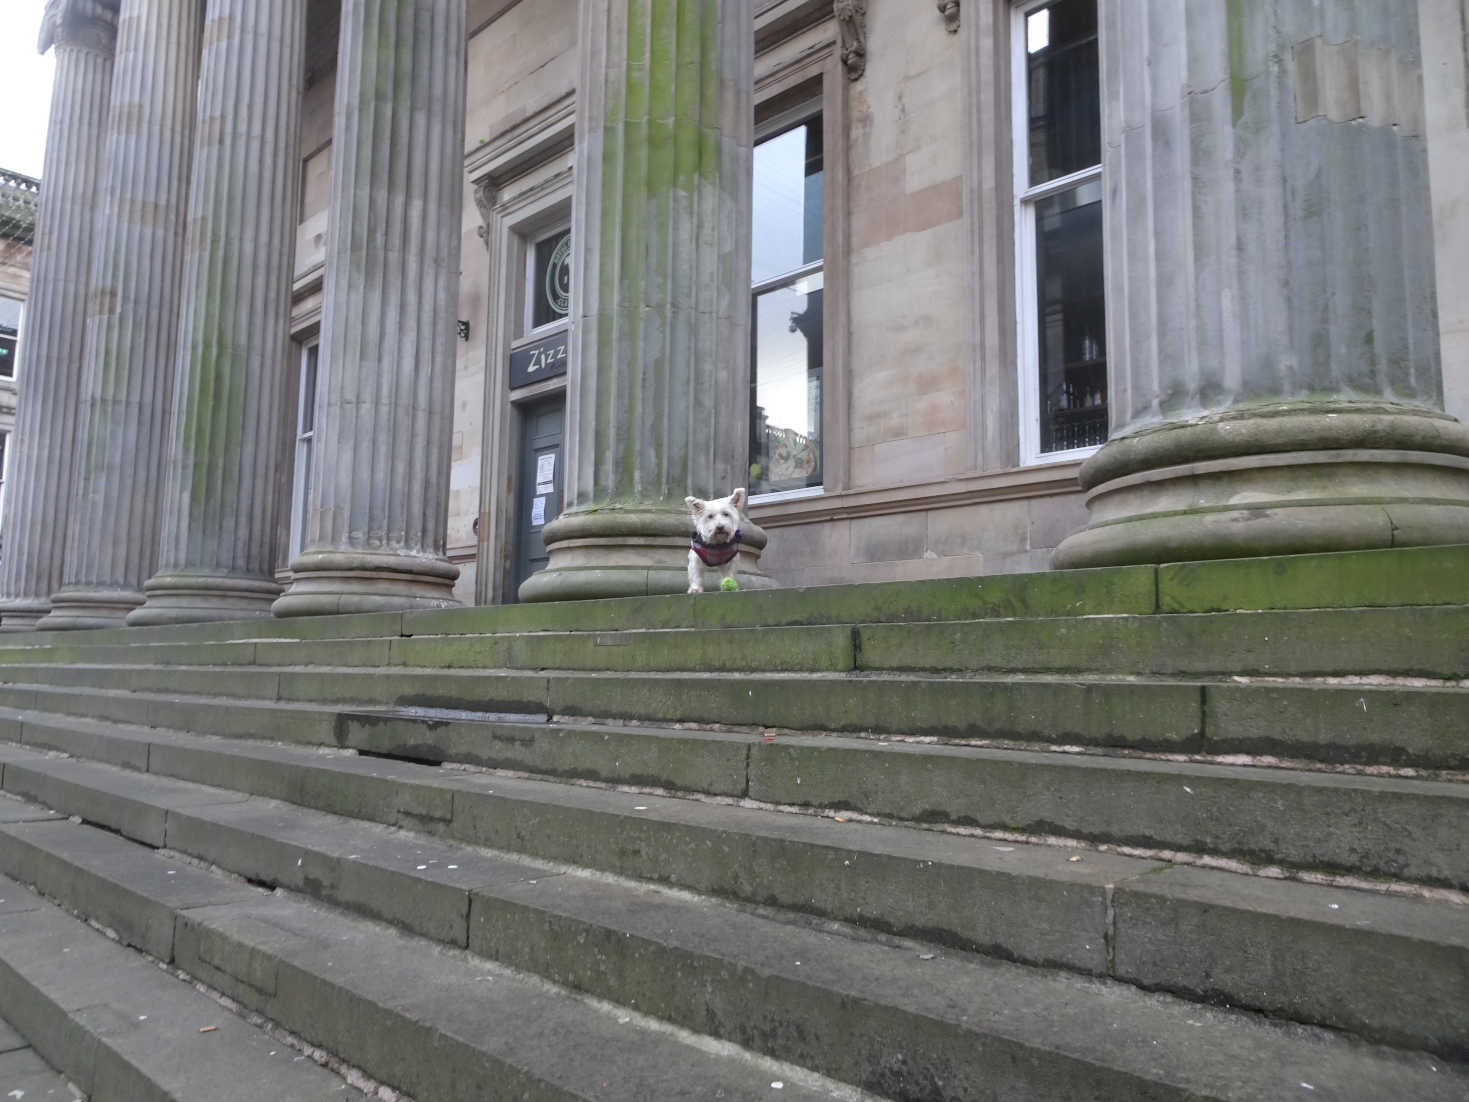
[[1113, 864, 1469, 1060], [0, 757, 247, 847], [171, 893, 851, 1101], [0, 1045, 76, 1101], [0, 817, 259, 961], [41, 0, 203, 629], [0, 2, 116, 632], [1056, 2, 1469, 567], [0, 875, 364, 1100], [132, 0, 307, 626], [273, 0, 467, 618], [526, 0, 761, 602]]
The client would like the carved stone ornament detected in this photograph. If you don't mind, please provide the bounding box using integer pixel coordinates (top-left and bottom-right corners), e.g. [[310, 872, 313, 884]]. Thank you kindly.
[[473, 178, 496, 249], [937, 0, 959, 33], [38, 0, 118, 55], [834, 0, 866, 80]]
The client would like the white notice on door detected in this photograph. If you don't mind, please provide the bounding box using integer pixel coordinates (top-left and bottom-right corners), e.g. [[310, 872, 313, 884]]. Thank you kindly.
[[531, 495, 547, 527], [535, 452, 556, 493]]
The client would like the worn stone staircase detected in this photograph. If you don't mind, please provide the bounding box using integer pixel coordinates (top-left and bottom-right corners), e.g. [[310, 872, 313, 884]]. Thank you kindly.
[[0, 544, 1464, 1101]]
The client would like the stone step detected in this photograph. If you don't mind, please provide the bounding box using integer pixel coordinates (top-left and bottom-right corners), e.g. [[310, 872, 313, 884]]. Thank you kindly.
[[0, 1010, 79, 1102], [0, 875, 366, 1101], [1, 780, 1465, 1099], [5, 545, 1461, 653], [0, 603, 1461, 680], [2, 662, 1465, 768], [0, 843, 852, 1102], [2, 704, 1465, 888], [2, 721, 1467, 1060]]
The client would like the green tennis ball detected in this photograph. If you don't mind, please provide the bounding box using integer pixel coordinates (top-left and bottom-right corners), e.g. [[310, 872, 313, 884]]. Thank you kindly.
[[720, 576, 739, 592]]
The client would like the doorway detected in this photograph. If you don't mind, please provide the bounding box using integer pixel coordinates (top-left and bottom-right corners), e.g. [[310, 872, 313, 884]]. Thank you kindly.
[[510, 394, 565, 600]]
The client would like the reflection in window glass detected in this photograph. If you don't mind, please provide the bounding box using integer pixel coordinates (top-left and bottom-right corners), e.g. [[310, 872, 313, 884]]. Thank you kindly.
[[0, 330, 14, 379], [1017, 0, 1105, 460], [1035, 181, 1106, 452], [750, 113, 824, 496], [752, 117, 823, 285], [1026, 0, 1099, 187], [290, 344, 319, 559], [750, 274, 823, 495], [530, 228, 571, 331]]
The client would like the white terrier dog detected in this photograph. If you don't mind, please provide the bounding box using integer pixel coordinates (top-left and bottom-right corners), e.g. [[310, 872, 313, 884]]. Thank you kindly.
[[685, 488, 746, 594]]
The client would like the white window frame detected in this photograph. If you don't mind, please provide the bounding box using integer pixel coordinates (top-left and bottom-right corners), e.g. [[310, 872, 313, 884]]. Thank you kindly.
[[289, 341, 318, 560], [749, 102, 825, 505], [1012, 0, 1105, 467]]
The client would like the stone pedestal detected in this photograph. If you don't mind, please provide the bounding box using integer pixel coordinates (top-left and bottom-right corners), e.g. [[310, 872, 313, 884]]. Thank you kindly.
[[0, 1, 116, 631], [272, 0, 466, 617], [520, 0, 768, 602], [1053, 1, 1469, 568], [40, 0, 201, 629], [129, 0, 305, 627]]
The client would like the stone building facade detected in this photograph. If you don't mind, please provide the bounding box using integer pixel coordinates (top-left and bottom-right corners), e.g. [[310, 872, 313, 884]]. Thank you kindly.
[[3, 0, 1468, 626], [0, 169, 36, 555]]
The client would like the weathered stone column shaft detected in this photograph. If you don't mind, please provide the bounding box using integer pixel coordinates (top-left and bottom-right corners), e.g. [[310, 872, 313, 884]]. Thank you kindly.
[[272, 0, 466, 617], [1101, 1, 1438, 428], [0, 1, 117, 631], [1052, 0, 1469, 568], [130, 0, 306, 626], [522, 0, 768, 602], [566, 0, 754, 508], [42, 0, 201, 628]]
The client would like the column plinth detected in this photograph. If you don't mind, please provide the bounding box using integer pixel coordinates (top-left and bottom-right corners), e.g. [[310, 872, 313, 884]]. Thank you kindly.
[[129, 0, 305, 627], [522, 0, 768, 602], [1053, 2, 1469, 568], [272, 0, 466, 618], [39, 0, 201, 629], [0, 1, 117, 631]]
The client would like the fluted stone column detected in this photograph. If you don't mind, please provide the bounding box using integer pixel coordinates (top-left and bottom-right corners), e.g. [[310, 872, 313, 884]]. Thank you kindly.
[[1054, 1, 1469, 568], [129, 0, 305, 626], [519, 0, 769, 602], [271, 0, 466, 617], [40, 0, 201, 629], [0, 1, 117, 631]]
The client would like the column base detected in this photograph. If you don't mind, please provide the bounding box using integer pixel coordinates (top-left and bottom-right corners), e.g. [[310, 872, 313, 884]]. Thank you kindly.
[[519, 504, 772, 603], [0, 598, 53, 633], [1052, 402, 1469, 569], [127, 572, 283, 627], [272, 550, 461, 618], [37, 586, 144, 631]]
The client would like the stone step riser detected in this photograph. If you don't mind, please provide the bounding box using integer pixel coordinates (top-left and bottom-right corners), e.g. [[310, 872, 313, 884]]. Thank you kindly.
[[4, 544, 1466, 650], [4, 706, 1465, 889], [5, 714, 1468, 1055], [2, 766, 1465, 1071], [0, 876, 366, 1101], [2, 664, 1466, 769], [1, 603, 1463, 680], [0, 836, 848, 1102]]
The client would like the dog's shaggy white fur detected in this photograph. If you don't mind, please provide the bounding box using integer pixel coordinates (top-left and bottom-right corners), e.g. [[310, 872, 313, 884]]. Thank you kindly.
[[685, 488, 746, 594]]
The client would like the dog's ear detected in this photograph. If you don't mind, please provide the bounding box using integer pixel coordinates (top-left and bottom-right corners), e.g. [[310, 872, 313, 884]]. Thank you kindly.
[[729, 487, 747, 510], [685, 496, 705, 517]]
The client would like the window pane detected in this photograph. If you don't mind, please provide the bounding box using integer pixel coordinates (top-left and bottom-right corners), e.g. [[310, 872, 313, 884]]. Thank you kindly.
[[1034, 180, 1106, 453], [752, 117, 823, 284], [0, 331, 15, 379], [1026, 0, 1100, 187], [749, 273, 823, 495], [530, 228, 571, 330], [299, 345, 318, 435]]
